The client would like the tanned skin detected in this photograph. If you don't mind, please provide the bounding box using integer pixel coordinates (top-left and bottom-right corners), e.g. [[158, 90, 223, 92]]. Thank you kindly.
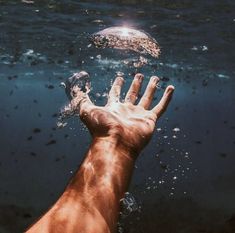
[[26, 73, 174, 233]]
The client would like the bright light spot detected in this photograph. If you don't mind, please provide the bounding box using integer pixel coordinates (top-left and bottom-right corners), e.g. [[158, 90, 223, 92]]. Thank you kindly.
[[173, 127, 180, 132], [202, 45, 208, 51], [120, 27, 129, 36]]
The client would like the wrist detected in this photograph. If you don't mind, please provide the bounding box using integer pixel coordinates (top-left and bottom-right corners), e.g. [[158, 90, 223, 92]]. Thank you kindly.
[[92, 136, 139, 161], [86, 136, 136, 198]]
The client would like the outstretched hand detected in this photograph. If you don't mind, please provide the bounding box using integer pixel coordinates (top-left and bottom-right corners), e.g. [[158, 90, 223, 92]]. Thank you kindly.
[[70, 73, 174, 156], [25, 73, 174, 233]]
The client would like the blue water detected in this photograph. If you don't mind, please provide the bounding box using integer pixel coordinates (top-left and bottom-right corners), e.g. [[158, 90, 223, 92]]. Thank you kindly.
[[0, 0, 235, 232]]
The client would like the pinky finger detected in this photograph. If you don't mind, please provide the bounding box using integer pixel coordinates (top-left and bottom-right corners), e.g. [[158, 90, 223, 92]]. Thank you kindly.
[[152, 85, 175, 118]]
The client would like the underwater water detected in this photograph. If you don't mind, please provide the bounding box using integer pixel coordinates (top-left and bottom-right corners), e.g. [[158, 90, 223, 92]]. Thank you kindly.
[[0, 0, 235, 232]]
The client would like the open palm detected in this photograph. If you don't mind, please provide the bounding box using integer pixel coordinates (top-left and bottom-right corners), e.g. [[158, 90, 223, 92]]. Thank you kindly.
[[71, 73, 174, 154]]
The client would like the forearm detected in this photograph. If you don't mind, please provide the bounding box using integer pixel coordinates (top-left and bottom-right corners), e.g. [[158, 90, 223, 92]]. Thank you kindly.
[[69, 137, 135, 229], [26, 137, 136, 233]]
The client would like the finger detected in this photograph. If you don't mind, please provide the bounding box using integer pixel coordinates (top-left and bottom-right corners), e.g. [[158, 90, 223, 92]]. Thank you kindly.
[[152, 85, 175, 118], [107, 76, 124, 104], [138, 76, 159, 109], [124, 73, 144, 104]]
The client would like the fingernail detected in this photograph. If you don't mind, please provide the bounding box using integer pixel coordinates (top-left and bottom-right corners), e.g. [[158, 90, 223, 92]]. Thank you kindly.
[[151, 76, 159, 84], [168, 85, 175, 91], [167, 85, 175, 93], [117, 76, 124, 83], [135, 73, 144, 82]]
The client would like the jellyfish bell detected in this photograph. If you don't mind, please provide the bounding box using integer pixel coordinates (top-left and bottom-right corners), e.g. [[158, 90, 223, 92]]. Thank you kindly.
[[90, 26, 160, 58]]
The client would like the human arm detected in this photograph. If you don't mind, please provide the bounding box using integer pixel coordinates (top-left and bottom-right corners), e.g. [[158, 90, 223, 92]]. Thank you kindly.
[[26, 73, 174, 233]]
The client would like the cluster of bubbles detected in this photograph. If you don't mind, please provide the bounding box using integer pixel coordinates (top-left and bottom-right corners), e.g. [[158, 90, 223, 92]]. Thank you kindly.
[[141, 124, 196, 197], [0, 49, 48, 66], [57, 71, 91, 128], [119, 192, 140, 218], [118, 192, 141, 233]]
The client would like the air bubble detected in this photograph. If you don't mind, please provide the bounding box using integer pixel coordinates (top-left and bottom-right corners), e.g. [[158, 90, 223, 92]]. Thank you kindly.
[[172, 127, 180, 132], [91, 26, 160, 58], [120, 192, 139, 218], [116, 71, 124, 77]]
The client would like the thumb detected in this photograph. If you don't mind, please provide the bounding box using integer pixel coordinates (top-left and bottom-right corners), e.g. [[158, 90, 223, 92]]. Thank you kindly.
[[70, 86, 94, 116]]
